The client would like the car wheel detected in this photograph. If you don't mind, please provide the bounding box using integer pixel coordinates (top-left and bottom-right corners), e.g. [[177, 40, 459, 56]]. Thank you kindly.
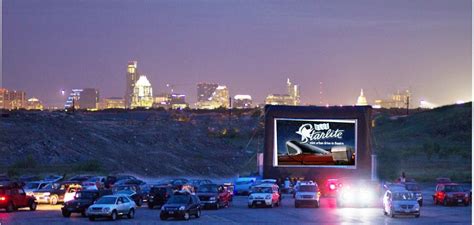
[[148, 203, 154, 209], [137, 198, 143, 207], [415, 214, 420, 218], [183, 212, 190, 220], [195, 209, 201, 218], [443, 198, 448, 206], [111, 210, 118, 221], [29, 201, 37, 211], [62, 210, 71, 217], [215, 202, 220, 210], [6, 202, 14, 212], [89, 216, 96, 221], [127, 208, 135, 219], [160, 214, 168, 220], [50, 195, 58, 205]]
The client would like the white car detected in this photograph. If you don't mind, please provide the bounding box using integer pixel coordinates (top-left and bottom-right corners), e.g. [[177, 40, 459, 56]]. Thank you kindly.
[[23, 181, 51, 196], [383, 187, 420, 218], [87, 195, 137, 221], [294, 181, 320, 208], [234, 177, 257, 195], [248, 184, 280, 208]]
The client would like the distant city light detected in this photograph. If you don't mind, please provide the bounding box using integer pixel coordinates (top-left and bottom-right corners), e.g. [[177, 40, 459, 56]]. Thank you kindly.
[[456, 100, 465, 104], [60, 89, 65, 96]]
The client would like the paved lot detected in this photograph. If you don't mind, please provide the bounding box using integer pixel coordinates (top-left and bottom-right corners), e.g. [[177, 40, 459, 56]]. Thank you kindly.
[[0, 192, 470, 225]]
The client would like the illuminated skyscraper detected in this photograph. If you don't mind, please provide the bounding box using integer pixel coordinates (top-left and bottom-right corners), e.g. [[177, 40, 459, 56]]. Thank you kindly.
[[265, 78, 300, 106], [287, 78, 300, 105], [131, 75, 153, 108], [233, 95, 253, 109], [64, 88, 99, 110], [197, 83, 219, 103], [196, 84, 229, 109], [125, 61, 139, 108]]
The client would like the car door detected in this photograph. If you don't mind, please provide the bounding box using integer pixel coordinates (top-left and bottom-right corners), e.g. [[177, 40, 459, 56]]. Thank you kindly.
[[116, 197, 126, 214], [17, 188, 29, 207], [122, 196, 132, 212]]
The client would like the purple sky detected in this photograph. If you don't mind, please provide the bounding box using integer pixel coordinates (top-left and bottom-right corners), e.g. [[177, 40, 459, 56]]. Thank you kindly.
[[3, 0, 471, 107]]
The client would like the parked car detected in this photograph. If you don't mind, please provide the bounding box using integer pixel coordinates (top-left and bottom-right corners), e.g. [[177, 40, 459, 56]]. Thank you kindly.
[[87, 195, 137, 221], [404, 182, 423, 206], [23, 181, 51, 196], [82, 176, 106, 190], [0, 182, 37, 212], [189, 179, 213, 190], [433, 183, 469, 206], [323, 178, 342, 197], [160, 191, 202, 220], [115, 190, 143, 207], [165, 178, 190, 191], [461, 183, 472, 204], [33, 181, 82, 205], [294, 181, 320, 208], [222, 183, 234, 202], [383, 187, 420, 218], [248, 183, 281, 208], [234, 177, 257, 195], [61, 189, 112, 217], [43, 175, 64, 183], [147, 185, 174, 209], [197, 184, 231, 209]]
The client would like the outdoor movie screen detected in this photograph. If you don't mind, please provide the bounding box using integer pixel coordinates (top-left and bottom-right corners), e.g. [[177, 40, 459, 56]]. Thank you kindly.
[[273, 118, 357, 168]]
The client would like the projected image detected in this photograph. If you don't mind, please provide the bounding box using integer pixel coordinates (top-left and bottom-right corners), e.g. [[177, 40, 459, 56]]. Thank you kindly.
[[274, 118, 357, 168]]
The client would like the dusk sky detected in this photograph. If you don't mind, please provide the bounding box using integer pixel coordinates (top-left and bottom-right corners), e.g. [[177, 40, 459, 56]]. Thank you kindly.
[[3, 0, 472, 107]]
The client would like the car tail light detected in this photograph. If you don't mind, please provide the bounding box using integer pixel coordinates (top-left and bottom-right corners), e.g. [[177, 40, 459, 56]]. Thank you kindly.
[[0, 196, 6, 201], [329, 184, 336, 190]]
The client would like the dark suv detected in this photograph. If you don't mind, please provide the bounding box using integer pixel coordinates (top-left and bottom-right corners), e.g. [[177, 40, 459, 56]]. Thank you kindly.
[[197, 184, 231, 209], [61, 189, 112, 217], [147, 185, 174, 209], [160, 191, 201, 220], [0, 182, 37, 212]]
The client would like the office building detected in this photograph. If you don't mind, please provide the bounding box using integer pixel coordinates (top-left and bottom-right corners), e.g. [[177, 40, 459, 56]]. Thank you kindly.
[[26, 97, 44, 110], [233, 95, 253, 109], [196, 85, 229, 109], [0, 88, 26, 110], [131, 75, 153, 108], [125, 61, 139, 108], [265, 78, 301, 106], [373, 89, 411, 109], [64, 88, 99, 110], [103, 97, 125, 109], [197, 82, 219, 102]]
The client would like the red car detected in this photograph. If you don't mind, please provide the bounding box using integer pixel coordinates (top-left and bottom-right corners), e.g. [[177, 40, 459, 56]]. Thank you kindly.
[[196, 184, 232, 209], [433, 183, 469, 206], [0, 182, 37, 212], [323, 179, 342, 197]]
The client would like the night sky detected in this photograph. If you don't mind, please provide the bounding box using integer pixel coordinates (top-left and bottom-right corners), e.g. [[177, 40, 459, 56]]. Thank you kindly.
[[3, 0, 471, 107]]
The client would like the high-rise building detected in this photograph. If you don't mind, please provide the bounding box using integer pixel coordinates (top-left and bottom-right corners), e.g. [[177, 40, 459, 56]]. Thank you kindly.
[[233, 95, 253, 109], [265, 78, 300, 106], [197, 83, 219, 102], [131, 75, 153, 108], [125, 61, 139, 108], [373, 89, 410, 109], [356, 89, 368, 106], [170, 93, 188, 110], [102, 97, 125, 109], [196, 85, 229, 109], [0, 88, 26, 110], [64, 88, 99, 110], [26, 97, 44, 110]]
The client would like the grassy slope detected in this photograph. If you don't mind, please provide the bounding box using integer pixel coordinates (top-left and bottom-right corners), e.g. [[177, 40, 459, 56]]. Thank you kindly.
[[373, 103, 472, 182]]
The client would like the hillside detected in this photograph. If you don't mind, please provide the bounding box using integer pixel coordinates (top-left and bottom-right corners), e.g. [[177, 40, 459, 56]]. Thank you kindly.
[[373, 102, 472, 181], [0, 109, 263, 177]]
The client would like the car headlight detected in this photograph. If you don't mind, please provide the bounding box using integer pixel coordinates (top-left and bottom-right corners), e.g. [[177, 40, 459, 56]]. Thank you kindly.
[[265, 195, 271, 200], [102, 207, 110, 212], [179, 206, 186, 211], [161, 206, 165, 210], [210, 197, 216, 201]]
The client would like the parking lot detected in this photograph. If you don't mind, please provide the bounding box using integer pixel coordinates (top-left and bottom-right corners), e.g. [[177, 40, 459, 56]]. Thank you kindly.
[[1, 190, 470, 225]]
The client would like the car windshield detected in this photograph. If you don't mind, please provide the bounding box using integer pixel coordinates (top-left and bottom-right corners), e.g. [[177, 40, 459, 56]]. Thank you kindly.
[[25, 182, 41, 189], [392, 192, 415, 200], [299, 185, 317, 192], [445, 185, 464, 192], [76, 191, 97, 199], [116, 190, 134, 196], [198, 184, 218, 193], [95, 197, 116, 204], [252, 187, 272, 193], [167, 195, 190, 204], [405, 184, 420, 191]]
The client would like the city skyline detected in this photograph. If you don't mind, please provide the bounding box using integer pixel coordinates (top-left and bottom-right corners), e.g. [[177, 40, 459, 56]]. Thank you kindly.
[[3, 0, 471, 107]]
